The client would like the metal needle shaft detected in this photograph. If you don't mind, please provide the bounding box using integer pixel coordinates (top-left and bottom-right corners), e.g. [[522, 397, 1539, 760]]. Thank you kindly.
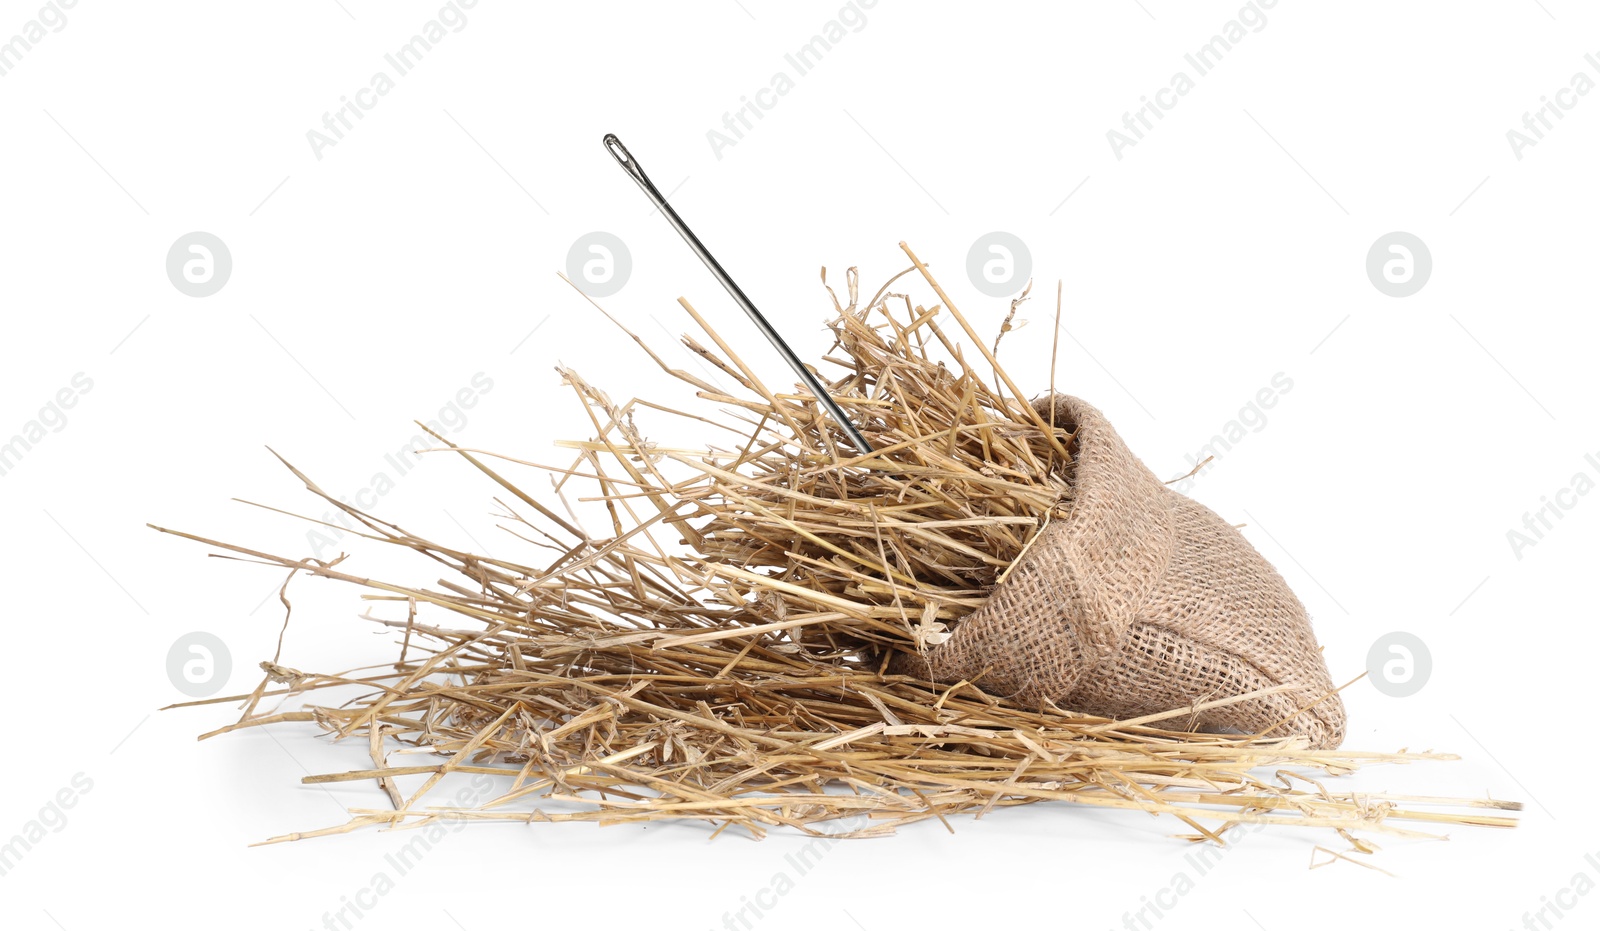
[[602, 133, 874, 456]]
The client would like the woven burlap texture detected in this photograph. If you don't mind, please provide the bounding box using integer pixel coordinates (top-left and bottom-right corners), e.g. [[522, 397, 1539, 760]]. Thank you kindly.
[[893, 393, 1345, 750]]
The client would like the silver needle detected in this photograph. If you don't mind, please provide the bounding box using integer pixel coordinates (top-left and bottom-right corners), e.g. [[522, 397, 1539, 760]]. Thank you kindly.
[[602, 133, 874, 456]]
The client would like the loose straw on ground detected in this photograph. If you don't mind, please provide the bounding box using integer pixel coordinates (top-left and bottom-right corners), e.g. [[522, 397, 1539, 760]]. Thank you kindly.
[[154, 254, 1519, 853]]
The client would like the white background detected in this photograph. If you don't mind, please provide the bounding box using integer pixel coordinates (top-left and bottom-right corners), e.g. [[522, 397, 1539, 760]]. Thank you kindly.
[[2, 1, 1596, 929]]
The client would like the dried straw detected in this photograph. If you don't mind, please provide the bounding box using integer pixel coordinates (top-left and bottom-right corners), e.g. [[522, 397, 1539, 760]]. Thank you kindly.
[[153, 243, 1519, 851]]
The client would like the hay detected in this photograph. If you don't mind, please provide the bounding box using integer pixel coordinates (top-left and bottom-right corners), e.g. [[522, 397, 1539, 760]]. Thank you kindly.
[[153, 242, 1519, 850]]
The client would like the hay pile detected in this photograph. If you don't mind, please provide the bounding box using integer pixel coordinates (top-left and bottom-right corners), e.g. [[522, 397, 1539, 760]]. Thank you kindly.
[[155, 243, 1518, 850]]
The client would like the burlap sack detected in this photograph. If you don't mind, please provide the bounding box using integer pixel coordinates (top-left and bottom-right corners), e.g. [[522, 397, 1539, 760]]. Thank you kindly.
[[893, 394, 1345, 749]]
